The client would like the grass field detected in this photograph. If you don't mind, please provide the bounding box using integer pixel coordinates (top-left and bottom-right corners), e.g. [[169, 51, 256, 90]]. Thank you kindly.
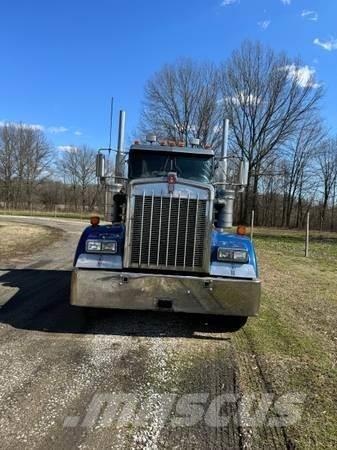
[[235, 228, 337, 448]]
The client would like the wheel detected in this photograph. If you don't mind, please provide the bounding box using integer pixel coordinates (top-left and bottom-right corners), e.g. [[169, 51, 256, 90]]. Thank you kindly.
[[225, 316, 248, 331], [208, 315, 248, 332], [81, 306, 104, 320]]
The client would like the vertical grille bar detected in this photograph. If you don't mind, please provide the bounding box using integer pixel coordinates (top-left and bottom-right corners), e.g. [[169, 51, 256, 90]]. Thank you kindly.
[[174, 194, 181, 266], [183, 194, 191, 269], [138, 191, 146, 266], [165, 195, 173, 267], [156, 195, 163, 267], [192, 194, 199, 268], [147, 191, 154, 266]]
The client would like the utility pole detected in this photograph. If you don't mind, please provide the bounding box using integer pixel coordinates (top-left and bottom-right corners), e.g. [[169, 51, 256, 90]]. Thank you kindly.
[[305, 211, 310, 257], [250, 210, 255, 242]]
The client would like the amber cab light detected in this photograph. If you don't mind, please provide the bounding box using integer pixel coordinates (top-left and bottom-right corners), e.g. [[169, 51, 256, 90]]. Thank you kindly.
[[90, 216, 100, 227], [237, 225, 246, 236]]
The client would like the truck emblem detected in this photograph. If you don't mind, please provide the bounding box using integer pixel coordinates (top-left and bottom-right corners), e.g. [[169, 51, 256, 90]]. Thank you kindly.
[[167, 172, 177, 193]]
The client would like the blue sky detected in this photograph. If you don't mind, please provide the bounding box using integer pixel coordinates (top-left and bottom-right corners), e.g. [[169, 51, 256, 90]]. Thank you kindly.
[[1, 0, 336, 151]]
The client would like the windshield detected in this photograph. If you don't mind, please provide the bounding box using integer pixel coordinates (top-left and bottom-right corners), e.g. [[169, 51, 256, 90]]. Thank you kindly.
[[128, 151, 213, 183]]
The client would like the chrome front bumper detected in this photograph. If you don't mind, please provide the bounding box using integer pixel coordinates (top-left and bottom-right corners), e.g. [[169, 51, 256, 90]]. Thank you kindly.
[[71, 269, 261, 317]]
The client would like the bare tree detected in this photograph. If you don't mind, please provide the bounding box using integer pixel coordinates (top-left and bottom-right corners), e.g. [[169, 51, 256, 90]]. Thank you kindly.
[[0, 124, 16, 207], [57, 146, 96, 211], [281, 117, 323, 227], [21, 127, 51, 208], [140, 59, 221, 147], [316, 137, 337, 228], [219, 41, 323, 222], [0, 123, 51, 208]]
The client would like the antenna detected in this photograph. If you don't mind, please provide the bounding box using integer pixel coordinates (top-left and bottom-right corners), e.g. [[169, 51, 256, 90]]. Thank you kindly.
[[108, 97, 114, 152]]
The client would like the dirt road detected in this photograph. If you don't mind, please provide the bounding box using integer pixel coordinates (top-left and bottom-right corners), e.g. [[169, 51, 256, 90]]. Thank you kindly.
[[0, 217, 291, 450]]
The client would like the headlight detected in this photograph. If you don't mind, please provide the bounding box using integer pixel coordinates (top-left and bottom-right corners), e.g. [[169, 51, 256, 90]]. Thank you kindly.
[[217, 248, 248, 263], [86, 240, 117, 254], [86, 240, 102, 252], [101, 241, 117, 253]]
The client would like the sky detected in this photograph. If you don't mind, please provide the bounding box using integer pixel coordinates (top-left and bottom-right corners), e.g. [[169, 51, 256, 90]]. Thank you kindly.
[[0, 0, 336, 152]]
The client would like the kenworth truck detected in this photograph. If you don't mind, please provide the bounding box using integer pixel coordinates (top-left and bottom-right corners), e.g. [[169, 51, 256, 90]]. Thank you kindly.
[[71, 111, 261, 329]]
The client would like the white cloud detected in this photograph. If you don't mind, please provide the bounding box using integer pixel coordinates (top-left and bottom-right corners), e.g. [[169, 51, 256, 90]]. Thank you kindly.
[[47, 126, 68, 134], [0, 120, 69, 134], [220, 0, 238, 6], [301, 10, 318, 21], [74, 130, 82, 136], [57, 145, 76, 152], [0, 120, 44, 131], [26, 123, 44, 131], [313, 37, 337, 51], [258, 20, 271, 30], [283, 65, 320, 88], [280, 0, 291, 5]]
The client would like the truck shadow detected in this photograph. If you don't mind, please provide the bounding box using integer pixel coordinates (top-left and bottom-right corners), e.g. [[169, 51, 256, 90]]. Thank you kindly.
[[0, 269, 238, 340]]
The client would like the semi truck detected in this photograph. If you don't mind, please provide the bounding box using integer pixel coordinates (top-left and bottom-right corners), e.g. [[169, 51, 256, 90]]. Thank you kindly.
[[71, 111, 261, 329]]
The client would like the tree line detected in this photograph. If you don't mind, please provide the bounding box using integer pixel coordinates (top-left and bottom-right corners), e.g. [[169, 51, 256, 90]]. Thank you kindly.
[[141, 41, 337, 231], [1, 40, 337, 230], [0, 124, 102, 212]]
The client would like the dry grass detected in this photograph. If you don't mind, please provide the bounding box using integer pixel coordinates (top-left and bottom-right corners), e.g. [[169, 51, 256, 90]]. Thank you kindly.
[[234, 228, 337, 448], [0, 222, 63, 261], [0, 210, 99, 221]]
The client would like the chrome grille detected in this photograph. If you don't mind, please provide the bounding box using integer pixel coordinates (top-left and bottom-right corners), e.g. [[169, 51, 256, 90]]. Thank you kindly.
[[129, 193, 208, 271]]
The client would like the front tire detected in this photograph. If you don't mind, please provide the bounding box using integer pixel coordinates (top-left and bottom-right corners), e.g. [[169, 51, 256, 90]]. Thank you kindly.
[[225, 316, 248, 331], [209, 315, 248, 332]]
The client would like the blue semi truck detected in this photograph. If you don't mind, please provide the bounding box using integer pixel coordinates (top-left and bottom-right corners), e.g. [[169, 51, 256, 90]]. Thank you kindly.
[[71, 111, 261, 329]]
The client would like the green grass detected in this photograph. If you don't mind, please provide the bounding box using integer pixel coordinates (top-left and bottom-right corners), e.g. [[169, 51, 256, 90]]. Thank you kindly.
[[234, 227, 337, 448]]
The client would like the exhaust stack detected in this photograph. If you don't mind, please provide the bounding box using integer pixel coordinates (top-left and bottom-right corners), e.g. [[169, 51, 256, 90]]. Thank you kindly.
[[115, 110, 126, 179], [217, 118, 234, 230], [96, 153, 105, 178], [219, 118, 229, 185]]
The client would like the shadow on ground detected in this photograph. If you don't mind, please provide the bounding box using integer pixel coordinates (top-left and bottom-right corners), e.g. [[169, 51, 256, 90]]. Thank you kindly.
[[0, 269, 240, 339]]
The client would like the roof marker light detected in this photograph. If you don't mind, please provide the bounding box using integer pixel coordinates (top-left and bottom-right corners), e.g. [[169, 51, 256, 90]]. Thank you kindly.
[[146, 134, 157, 144], [190, 138, 200, 147]]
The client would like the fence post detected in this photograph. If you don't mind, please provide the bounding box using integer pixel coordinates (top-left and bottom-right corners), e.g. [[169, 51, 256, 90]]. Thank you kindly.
[[305, 211, 310, 257], [250, 210, 255, 242]]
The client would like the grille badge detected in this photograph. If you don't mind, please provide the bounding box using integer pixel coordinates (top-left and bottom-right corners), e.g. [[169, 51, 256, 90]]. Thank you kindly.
[[167, 172, 177, 193]]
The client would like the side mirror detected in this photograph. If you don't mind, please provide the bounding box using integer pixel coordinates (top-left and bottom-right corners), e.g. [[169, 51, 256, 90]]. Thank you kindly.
[[96, 153, 105, 178], [239, 159, 249, 186]]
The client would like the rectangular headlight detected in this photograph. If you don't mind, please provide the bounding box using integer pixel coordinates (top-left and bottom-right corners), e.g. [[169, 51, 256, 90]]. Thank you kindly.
[[101, 240, 117, 253], [232, 250, 248, 262], [217, 248, 232, 261], [86, 240, 102, 252], [217, 248, 248, 263]]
